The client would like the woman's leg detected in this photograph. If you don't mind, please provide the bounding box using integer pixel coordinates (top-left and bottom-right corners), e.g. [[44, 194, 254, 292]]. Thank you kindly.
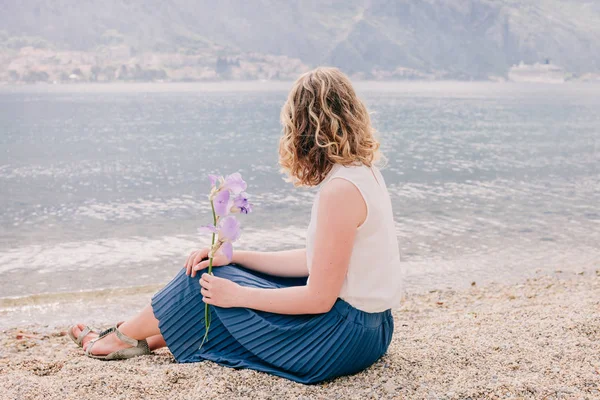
[[119, 304, 161, 339], [147, 334, 167, 350], [82, 304, 164, 355]]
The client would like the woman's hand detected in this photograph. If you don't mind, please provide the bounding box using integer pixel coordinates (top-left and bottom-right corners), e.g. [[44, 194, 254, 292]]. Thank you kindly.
[[185, 248, 229, 278], [200, 273, 243, 308]]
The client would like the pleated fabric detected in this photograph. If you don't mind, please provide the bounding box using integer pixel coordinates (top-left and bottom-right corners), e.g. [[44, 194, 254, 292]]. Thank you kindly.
[[151, 264, 394, 384]]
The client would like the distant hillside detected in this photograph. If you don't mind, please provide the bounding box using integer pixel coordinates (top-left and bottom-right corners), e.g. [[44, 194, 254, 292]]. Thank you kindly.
[[1, 0, 600, 82]]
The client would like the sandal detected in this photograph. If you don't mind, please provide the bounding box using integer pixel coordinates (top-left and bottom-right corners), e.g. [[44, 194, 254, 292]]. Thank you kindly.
[[67, 321, 124, 348], [84, 324, 151, 360]]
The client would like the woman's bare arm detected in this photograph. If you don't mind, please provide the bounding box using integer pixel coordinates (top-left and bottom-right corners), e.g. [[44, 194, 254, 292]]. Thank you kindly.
[[231, 249, 308, 277], [189, 248, 308, 278], [200, 178, 367, 314]]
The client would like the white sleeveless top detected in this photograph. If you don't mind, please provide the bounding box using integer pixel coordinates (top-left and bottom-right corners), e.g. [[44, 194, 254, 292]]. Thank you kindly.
[[306, 163, 403, 313]]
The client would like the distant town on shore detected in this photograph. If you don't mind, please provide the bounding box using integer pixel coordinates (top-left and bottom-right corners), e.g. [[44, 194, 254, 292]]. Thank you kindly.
[[3, 45, 600, 85], [2, 1, 600, 84]]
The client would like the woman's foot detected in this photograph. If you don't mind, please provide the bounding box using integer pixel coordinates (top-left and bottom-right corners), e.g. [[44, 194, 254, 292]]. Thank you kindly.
[[69, 321, 124, 347], [83, 330, 132, 356], [71, 322, 166, 353], [71, 305, 166, 357]]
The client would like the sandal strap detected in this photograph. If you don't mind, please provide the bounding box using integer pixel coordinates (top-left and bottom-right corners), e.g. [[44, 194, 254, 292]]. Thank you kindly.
[[76, 326, 91, 346], [96, 320, 124, 339], [114, 325, 138, 347], [84, 324, 119, 356], [84, 337, 99, 357], [97, 325, 116, 340]]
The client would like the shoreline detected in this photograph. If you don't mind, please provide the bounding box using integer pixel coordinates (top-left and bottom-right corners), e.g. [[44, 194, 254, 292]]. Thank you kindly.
[[2, 261, 598, 331], [2, 80, 600, 96], [1, 270, 599, 399]]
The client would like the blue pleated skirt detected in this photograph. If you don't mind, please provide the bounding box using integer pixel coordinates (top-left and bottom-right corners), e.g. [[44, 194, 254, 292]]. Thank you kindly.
[[151, 264, 394, 384]]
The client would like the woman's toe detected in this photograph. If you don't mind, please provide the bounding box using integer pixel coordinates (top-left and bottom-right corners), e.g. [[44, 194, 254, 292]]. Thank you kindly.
[[70, 323, 83, 338], [72, 323, 97, 347], [83, 337, 96, 352]]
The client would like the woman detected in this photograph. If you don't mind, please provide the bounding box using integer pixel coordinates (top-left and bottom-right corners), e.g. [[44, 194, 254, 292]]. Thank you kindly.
[[69, 67, 402, 384]]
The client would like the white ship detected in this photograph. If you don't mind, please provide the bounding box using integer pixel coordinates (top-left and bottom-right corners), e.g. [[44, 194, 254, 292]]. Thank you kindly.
[[508, 61, 566, 83]]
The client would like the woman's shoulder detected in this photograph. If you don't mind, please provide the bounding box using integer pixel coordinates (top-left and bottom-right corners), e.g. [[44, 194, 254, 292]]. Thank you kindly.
[[326, 162, 372, 179], [317, 169, 368, 229], [326, 162, 384, 186], [319, 163, 378, 201], [317, 164, 368, 202]]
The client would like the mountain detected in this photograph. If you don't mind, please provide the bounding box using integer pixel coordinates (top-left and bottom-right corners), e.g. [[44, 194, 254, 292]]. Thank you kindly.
[[1, 0, 599, 82]]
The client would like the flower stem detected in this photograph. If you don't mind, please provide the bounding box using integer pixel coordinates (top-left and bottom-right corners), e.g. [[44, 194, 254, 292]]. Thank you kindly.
[[208, 199, 217, 274], [199, 200, 217, 350]]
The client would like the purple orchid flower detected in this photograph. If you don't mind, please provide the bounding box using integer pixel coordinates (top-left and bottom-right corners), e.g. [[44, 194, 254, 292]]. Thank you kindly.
[[197, 216, 241, 242], [217, 215, 241, 242], [208, 174, 220, 188], [220, 242, 234, 263], [197, 224, 217, 235], [217, 216, 241, 261], [212, 190, 231, 216], [231, 192, 252, 214], [208, 173, 249, 216], [199, 172, 252, 350], [197, 215, 241, 261], [222, 172, 247, 195]]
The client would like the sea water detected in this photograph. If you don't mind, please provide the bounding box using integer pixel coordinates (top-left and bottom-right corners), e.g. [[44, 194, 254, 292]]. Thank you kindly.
[[0, 82, 598, 305]]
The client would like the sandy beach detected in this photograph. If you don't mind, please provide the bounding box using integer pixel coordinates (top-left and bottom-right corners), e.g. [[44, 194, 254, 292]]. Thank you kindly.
[[1, 269, 599, 400]]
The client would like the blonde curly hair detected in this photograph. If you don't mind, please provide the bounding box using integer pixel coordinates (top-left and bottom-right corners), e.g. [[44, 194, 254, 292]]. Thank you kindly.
[[279, 67, 381, 187]]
